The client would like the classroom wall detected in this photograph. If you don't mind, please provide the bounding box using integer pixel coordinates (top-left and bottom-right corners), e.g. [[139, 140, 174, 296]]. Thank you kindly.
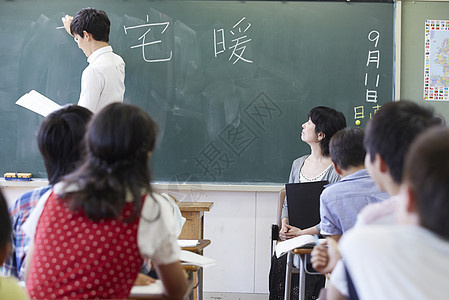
[[1, 182, 280, 294], [399, 0, 449, 119], [4, 1, 449, 296]]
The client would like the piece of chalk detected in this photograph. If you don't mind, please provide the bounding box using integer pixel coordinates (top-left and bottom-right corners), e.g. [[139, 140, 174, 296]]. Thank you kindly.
[[4, 172, 32, 181], [355, 120, 361, 126], [56, 26, 64, 29]]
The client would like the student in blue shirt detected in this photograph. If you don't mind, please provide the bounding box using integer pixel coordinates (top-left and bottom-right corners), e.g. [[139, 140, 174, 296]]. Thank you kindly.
[[337, 126, 449, 300], [311, 101, 443, 299], [319, 128, 389, 242]]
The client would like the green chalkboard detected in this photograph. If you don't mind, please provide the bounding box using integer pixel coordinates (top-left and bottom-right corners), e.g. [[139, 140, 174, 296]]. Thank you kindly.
[[0, 0, 394, 184]]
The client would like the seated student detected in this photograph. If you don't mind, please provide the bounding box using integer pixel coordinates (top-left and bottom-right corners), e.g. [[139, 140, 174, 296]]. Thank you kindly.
[[312, 101, 442, 298], [356, 100, 442, 226], [1, 105, 92, 280], [25, 103, 187, 299], [310, 128, 388, 276], [336, 127, 449, 299], [318, 128, 388, 242], [138, 192, 186, 280], [0, 191, 30, 299]]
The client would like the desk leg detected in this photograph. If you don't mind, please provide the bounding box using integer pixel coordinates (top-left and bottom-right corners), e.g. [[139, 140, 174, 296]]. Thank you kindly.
[[187, 270, 195, 300], [200, 213, 204, 239], [298, 255, 306, 300], [284, 252, 293, 300], [198, 267, 203, 300]]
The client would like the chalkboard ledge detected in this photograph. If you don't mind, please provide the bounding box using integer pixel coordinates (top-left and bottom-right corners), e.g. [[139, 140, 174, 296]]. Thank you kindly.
[[0, 178, 49, 188], [1, 179, 284, 192], [152, 182, 284, 192]]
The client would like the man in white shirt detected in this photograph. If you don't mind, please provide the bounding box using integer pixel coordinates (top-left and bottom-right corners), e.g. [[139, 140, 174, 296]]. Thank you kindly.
[[62, 8, 125, 113]]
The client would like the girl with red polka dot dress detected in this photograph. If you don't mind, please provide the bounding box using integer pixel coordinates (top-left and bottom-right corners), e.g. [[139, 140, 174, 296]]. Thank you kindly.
[[25, 103, 188, 299]]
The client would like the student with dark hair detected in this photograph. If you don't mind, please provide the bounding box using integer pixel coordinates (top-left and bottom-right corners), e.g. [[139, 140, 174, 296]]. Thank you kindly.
[[38, 106, 92, 185], [357, 100, 442, 225], [62, 7, 125, 113], [317, 101, 443, 299], [0, 191, 29, 299], [1, 105, 92, 280], [317, 128, 388, 242], [336, 127, 449, 299], [310, 128, 388, 281], [25, 103, 187, 299], [270, 106, 346, 300]]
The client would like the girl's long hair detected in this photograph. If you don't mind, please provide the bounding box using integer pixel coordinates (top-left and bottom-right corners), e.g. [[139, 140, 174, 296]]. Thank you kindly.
[[61, 103, 158, 222]]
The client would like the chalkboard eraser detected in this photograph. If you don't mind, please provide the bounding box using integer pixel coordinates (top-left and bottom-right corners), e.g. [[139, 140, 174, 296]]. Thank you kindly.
[[4, 172, 32, 181]]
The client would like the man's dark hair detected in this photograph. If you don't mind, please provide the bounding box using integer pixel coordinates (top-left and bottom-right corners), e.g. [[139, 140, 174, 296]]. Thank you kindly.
[[364, 101, 441, 184], [0, 191, 11, 248], [38, 105, 92, 185], [70, 7, 110, 42], [308, 106, 347, 156], [404, 127, 449, 240], [330, 128, 365, 170]]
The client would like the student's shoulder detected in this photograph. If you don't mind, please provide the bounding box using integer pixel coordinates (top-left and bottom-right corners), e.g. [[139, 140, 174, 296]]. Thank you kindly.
[[17, 185, 51, 202], [10, 186, 51, 215], [142, 193, 173, 218], [0, 276, 29, 300], [340, 225, 393, 254], [320, 177, 351, 199], [356, 196, 398, 225]]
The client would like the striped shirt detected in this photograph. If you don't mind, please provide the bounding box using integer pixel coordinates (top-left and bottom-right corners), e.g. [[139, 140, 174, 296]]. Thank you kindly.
[[1, 186, 51, 279]]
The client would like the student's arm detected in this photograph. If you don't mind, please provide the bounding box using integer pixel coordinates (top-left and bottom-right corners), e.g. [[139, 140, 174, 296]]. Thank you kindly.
[[138, 194, 187, 298], [154, 261, 188, 300], [331, 234, 342, 242], [327, 282, 348, 300], [134, 273, 156, 286], [311, 238, 341, 274], [283, 224, 319, 239]]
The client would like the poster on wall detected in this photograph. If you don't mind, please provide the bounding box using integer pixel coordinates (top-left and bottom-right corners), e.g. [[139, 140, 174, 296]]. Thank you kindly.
[[424, 20, 449, 101]]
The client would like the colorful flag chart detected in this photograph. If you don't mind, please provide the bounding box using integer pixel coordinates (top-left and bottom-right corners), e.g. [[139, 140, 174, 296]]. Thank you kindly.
[[424, 20, 449, 101]]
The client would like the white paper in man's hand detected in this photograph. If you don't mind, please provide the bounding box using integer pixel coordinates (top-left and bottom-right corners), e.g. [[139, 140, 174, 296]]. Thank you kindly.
[[16, 90, 62, 117]]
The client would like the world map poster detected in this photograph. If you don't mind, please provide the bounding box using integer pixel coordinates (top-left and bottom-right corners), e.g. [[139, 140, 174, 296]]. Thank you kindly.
[[424, 20, 449, 101]]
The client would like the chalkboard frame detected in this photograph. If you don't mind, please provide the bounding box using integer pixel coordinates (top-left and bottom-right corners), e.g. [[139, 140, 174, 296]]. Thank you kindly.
[[0, 0, 395, 184]]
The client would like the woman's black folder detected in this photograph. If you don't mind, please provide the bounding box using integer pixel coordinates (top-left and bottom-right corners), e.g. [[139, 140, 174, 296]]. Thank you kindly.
[[285, 181, 328, 229]]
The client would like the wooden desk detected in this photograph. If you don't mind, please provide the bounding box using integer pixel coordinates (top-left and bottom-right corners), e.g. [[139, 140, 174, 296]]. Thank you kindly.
[[181, 239, 211, 300], [181, 239, 211, 253], [177, 203, 213, 300], [178, 202, 213, 240], [129, 238, 210, 300], [129, 280, 195, 300]]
